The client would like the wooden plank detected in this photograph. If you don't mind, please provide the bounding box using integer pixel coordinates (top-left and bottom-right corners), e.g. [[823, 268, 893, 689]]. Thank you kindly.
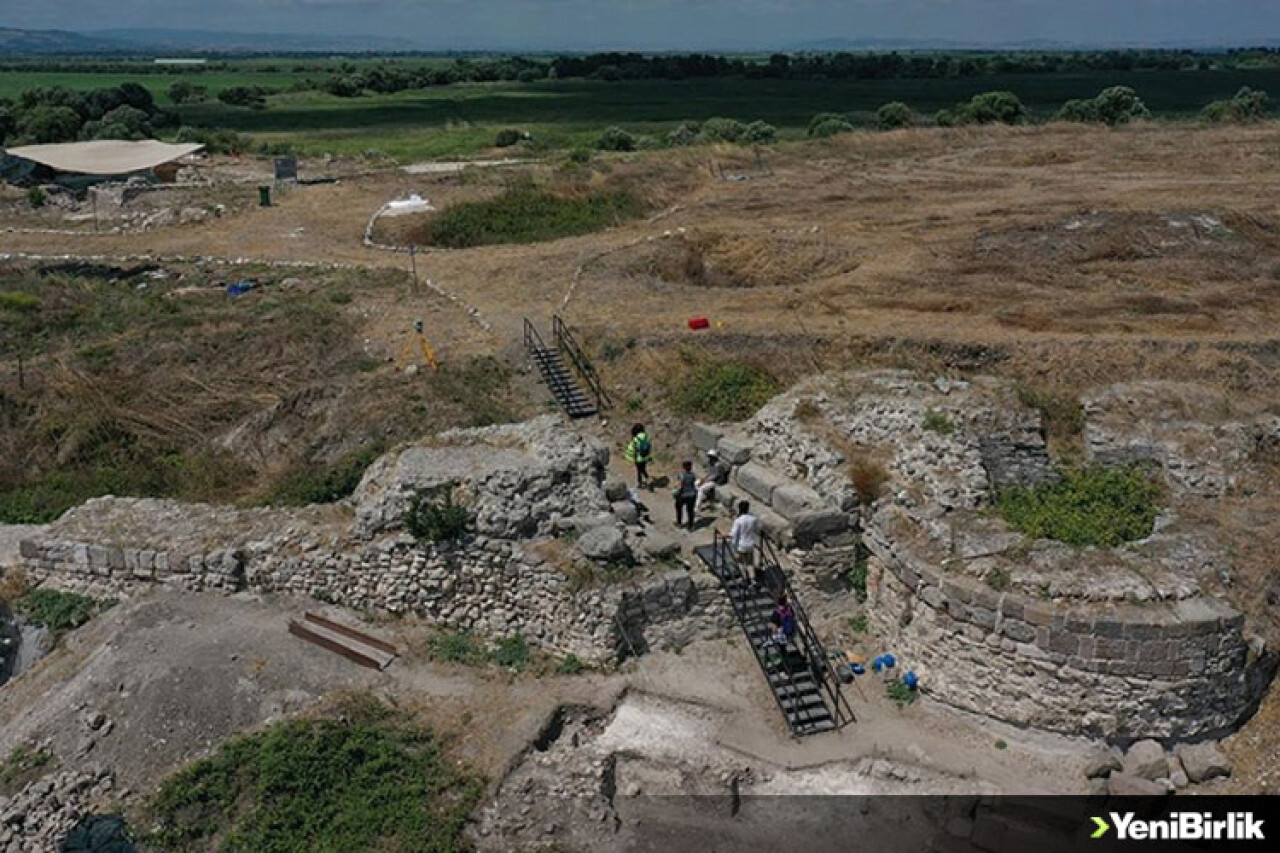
[[304, 612, 398, 656], [289, 621, 384, 670]]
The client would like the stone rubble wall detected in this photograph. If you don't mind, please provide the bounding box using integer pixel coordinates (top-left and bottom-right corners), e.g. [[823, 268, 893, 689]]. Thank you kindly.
[[15, 533, 734, 665], [863, 516, 1270, 741]]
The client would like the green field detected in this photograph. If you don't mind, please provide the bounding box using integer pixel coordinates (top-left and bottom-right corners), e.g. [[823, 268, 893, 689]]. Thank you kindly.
[[4, 64, 1280, 161]]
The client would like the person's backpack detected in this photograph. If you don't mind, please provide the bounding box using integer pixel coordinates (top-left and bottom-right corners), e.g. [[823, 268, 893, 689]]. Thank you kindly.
[[635, 434, 652, 457]]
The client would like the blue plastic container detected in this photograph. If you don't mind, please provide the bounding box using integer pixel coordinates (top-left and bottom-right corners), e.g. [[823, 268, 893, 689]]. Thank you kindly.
[[904, 671, 919, 690], [851, 662, 866, 676], [882, 653, 897, 669], [871, 656, 884, 672]]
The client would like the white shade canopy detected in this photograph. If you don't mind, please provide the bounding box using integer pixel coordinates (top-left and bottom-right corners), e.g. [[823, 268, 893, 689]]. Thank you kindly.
[[5, 140, 204, 176]]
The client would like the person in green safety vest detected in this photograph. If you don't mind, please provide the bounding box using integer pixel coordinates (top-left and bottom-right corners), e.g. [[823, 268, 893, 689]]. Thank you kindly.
[[624, 423, 653, 490]]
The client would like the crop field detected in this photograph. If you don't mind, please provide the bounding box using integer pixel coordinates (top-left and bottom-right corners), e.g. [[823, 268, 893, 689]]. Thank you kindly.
[[4, 63, 1280, 160]]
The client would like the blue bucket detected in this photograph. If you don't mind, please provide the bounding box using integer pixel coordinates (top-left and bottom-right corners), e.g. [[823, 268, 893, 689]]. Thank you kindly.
[[904, 670, 919, 690], [882, 653, 896, 669]]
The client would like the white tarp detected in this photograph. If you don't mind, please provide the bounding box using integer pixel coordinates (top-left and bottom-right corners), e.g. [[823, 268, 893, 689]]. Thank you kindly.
[[382, 194, 433, 217], [5, 140, 205, 176]]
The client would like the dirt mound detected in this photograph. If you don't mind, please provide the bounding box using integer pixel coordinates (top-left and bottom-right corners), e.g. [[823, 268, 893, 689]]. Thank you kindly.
[[617, 229, 859, 290]]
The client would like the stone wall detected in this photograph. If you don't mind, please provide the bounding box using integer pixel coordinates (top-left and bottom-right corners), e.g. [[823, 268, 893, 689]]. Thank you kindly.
[[863, 517, 1271, 742], [15, 530, 736, 665]]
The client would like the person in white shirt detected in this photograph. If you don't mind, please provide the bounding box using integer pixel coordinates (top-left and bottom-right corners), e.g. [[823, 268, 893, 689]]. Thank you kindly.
[[729, 500, 762, 586]]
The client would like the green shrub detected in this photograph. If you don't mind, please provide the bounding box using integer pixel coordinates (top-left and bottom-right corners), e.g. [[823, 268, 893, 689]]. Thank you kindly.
[[986, 567, 1012, 591], [875, 101, 913, 130], [807, 112, 850, 136], [740, 120, 778, 144], [25, 187, 45, 208], [556, 653, 585, 675], [596, 126, 636, 152], [15, 588, 105, 633], [1057, 98, 1100, 123], [940, 91, 1025, 126], [568, 147, 592, 164], [809, 117, 855, 138], [997, 465, 1161, 547], [921, 409, 954, 435], [885, 678, 918, 707], [491, 634, 530, 671], [666, 360, 779, 421], [1204, 86, 1270, 123], [698, 116, 746, 143], [494, 128, 524, 148], [405, 490, 469, 543], [847, 613, 867, 634], [428, 631, 485, 665], [0, 745, 55, 793], [1058, 86, 1149, 126], [416, 187, 645, 248], [667, 121, 701, 146], [269, 444, 385, 507], [845, 553, 869, 601], [145, 697, 483, 853]]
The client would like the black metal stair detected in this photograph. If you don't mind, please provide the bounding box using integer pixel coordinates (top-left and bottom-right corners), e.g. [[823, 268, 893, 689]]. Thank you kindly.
[[523, 318, 598, 419], [694, 534, 854, 736]]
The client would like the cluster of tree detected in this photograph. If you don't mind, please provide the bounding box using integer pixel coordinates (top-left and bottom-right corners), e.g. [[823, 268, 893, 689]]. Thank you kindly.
[[216, 85, 272, 108], [0, 83, 173, 146], [806, 85, 1270, 135], [167, 81, 208, 104], [593, 117, 779, 153], [1203, 86, 1271, 123], [321, 57, 548, 97], [936, 91, 1027, 126], [1057, 86, 1150, 125]]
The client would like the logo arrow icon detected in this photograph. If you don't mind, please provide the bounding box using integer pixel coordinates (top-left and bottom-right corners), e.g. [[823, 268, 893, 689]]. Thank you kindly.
[[1091, 816, 1111, 839]]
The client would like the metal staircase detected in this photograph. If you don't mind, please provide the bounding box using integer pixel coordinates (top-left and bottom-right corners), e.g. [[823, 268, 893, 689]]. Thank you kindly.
[[523, 316, 610, 419], [523, 318, 596, 419], [693, 532, 855, 737]]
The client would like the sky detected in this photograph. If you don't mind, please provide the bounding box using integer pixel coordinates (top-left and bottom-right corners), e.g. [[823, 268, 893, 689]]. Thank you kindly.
[[5, 0, 1280, 50]]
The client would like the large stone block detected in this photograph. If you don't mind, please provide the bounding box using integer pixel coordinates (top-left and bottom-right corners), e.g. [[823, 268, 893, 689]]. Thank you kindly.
[[691, 423, 723, 453], [791, 511, 849, 547], [716, 434, 752, 466], [1176, 742, 1232, 783], [771, 482, 827, 521], [1123, 739, 1168, 780], [734, 463, 788, 506]]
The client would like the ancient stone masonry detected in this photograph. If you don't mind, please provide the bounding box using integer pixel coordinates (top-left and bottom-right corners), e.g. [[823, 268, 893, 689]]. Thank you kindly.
[[700, 371, 1277, 741], [864, 507, 1265, 741], [9, 417, 735, 665], [1082, 382, 1280, 499]]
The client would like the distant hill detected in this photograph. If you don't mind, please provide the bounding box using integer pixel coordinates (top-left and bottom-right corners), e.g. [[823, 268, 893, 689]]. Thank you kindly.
[[91, 28, 419, 53], [0, 26, 419, 55], [0, 27, 127, 54]]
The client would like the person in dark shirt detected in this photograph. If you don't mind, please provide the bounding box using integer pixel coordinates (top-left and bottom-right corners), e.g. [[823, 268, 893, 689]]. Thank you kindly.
[[674, 460, 698, 530]]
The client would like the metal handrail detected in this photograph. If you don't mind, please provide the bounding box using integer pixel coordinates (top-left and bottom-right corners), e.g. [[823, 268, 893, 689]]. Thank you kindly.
[[552, 315, 611, 410], [758, 534, 856, 728], [712, 530, 825, 736], [760, 538, 854, 727]]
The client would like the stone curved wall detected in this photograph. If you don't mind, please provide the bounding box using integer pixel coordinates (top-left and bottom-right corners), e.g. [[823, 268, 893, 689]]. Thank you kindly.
[[864, 519, 1272, 742]]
